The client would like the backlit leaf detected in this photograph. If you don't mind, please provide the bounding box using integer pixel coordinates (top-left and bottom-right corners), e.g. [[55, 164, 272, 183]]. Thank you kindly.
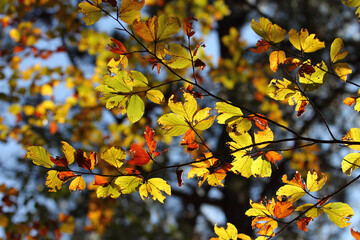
[[101, 146, 125, 168], [96, 184, 120, 198], [295, 204, 324, 219], [274, 200, 294, 218], [342, 128, 360, 150], [213, 223, 238, 240], [277, 184, 305, 202], [251, 17, 286, 43], [46, 170, 63, 192], [254, 128, 274, 148], [269, 50, 285, 72], [330, 38, 348, 63], [61, 141, 76, 165], [289, 28, 325, 53], [299, 60, 327, 91], [251, 155, 272, 177], [115, 176, 143, 194], [26, 146, 53, 168], [119, 0, 144, 25], [216, 102, 251, 134], [297, 217, 313, 232], [163, 43, 192, 69], [69, 176, 86, 191], [306, 171, 326, 192], [146, 89, 164, 104], [78, 2, 102, 25], [139, 178, 171, 203], [351, 228, 360, 240], [323, 202, 354, 228], [127, 94, 144, 123], [127, 144, 150, 166], [342, 152, 360, 175], [334, 63, 352, 81]]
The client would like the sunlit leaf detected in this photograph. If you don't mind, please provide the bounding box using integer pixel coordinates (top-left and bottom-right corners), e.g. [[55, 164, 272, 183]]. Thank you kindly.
[[46, 170, 63, 192], [330, 38, 348, 63], [251, 155, 272, 177], [101, 146, 126, 168], [96, 184, 121, 198], [26, 146, 53, 168], [251, 17, 286, 43], [323, 202, 354, 228], [69, 176, 86, 191], [78, 2, 102, 25], [139, 178, 171, 203], [269, 50, 285, 72], [306, 171, 326, 192], [334, 63, 352, 81], [119, 0, 144, 24], [115, 176, 143, 194], [342, 152, 360, 175], [288, 28, 325, 53], [342, 128, 360, 150], [213, 223, 238, 240]]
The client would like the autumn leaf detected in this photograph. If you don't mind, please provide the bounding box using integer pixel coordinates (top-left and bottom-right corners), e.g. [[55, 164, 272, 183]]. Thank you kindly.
[[94, 175, 108, 186], [334, 62, 352, 81], [183, 16, 197, 37], [26, 146, 53, 168], [212, 223, 239, 240], [133, 14, 181, 42], [342, 128, 360, 150], [127, 143, 150, 166], [181, 129, 199, 152], [265, 151, 282, 164], [78, 2, 102, 25], [299, 60, 327, 91], [46, 170, 63, 192], [330, 38, 348, 63], [228, 132, 253, 178], [342, 152, 360, 175], [96, 184, 120, 198], [254, 127, 274, 148], [139, 178, 171, 203], [277, 173, 306, 202], [288, 28, 325, 53], [69, 176, 86, 191], [269, 50, 285, 72], [101, 146, 125, 168], [163, 43, 192, 69], [344, 97, 356, 107], [251, 155, 272, 177], [297, 217, 313, 232], [109, 38, 126, 55], [119, 0, 144, 25], [115, 176, 143, 194], [61, 141, 76, 165], [274, 200, 294, 218], [158, 93, 215, 136], [250, 39, 271, 53], [306, 171, 326, 192], [216, 101, 251, 134], [251, 17, 286, 43], [75, 149, 97, 170], [351, 228, 360, 240], [323, 202, 354, 228]]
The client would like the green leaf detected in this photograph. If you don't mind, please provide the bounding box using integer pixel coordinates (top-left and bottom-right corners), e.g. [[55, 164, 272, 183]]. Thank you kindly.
[[26, 146, 53, 168], [127, 94, 144, 123], [146, 89, 165, 104], [163, 43, 192, 69]]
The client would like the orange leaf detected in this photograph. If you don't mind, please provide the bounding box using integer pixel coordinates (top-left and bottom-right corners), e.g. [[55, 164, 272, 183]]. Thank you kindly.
[[127, 144, 150, 166], [265, 151, 282, 164], [109, 38, 126, 55], [144, 126, 156, 154], [94, 175, 108, 186], [248, 114, 268, 130], [75, 149, 97, 170], [297, 101, 308, 117], [283, 57, 301, 71], [250, 39, 271, 54], [351, 228, 360, 240], [344, 97, 356, 107], [269, 50, 286, 72], [49, 121, 57, 134], [183, 16, 197, 37], [274, 201, 294, 218], [50, 156, 68, 167], [297, 217, 313, 232], [58, 171, 76, 182], [181, 129, 199, 152]]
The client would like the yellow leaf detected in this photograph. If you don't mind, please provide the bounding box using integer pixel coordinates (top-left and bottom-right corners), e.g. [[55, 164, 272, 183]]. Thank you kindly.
[[157, 113, 189, 136], [299, 60, 327, 91], [323, 202, 354, 228], [101, 146, 126, 168], [277, 185, 306, 202], [168, 93, 197, 121], [9, 28, 21, 42], [133, 14, 181, 42], [26, 146, 53, 168], [96, 184, 121, 198], [146, 89, 165, 104], [334, 63, 352, 81], [41, 84, 53, 96], [251, 17, 286, 43], [213, 223, 238, 240], [78, 2, 102, 25], [119, 0, 145, 24], [342, 128, 360, 150], [23, 105, 35, 116], [229, 145, 252, 178], [330, 38, 348, 63], [115, 176, 143, 194], [245, 199, 274, 217], [238, 234, 252, 240], [216, 101, 251, 134], [295, 204, 324, 218], [0, 215, 9, 228], [46, 170, 63, 192], [139, 178, 171, 203], [254, 128, 274, 148], [342, 0, 360, 7], [306, 171, 326, 192], [251, 155, 272, 177], [342, 152, 360, 175], [163, 43, 192, 69], [269, 50, 285, 72], [69, 176, 86, 191], [61, 141, 76, 165], [288, 28, 325, 53]]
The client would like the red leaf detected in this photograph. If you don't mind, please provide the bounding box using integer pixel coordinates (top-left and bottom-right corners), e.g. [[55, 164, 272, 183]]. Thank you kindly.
[[50, 156, 68, 167], [176, 169, 184, 187], [297, 217, 313, 232], [181, 129, 199, 152], [75, 149, 96, 170], [250, 39, 271, 53], [58, 171, 76, 182], [351, 228, 360, 240], [103, 0, 117, 7], [125, 167, 140, 175], [194, 58, 206, 70], [297, 101, 308, 117], [94, 175, 108, 186], [144, 126, 156, 154], [248, 114, 268, 130], [183, 16, 198, 37], [13, 46, 25, 53], [127, 144, 151, 166], [109, 38, 126, 55], [298, 63, 315, 77]]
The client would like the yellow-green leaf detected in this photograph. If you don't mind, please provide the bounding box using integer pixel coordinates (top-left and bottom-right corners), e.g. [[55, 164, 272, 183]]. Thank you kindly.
[[78, 2, 102, 25], [157, 14, 181, 41], [139, 178, 171, 203], [342, 128, 360, 150], [306, 171, 326, 192], [330, 38, 348, 63], [251, 17, 286, 43], [96, 184, 121, 198], [163, 43, 192, 69], [277, 185, 305, 202], [334, 63, 352, 82], [61, 141, 76, 165], [157, 113, 189, 136], [26, 146, 53, 168], [115, 176, 143, 194], [127, 94, 144, 123], [323, 202, 354, 228], [342, 152, 360, 175], [216, 102, 251, 134], [299, 61, 327, 91], [251, 155, 271, 177], [119, 0, 145, 25], [342, 0, 360, 7], [101, 146, 126, 168], [168, 93, 197, 122], [288, 28, 325, 53], [295, 204, 324, 218], [46, 170, 63, 192], [146, 89, 165, 104]]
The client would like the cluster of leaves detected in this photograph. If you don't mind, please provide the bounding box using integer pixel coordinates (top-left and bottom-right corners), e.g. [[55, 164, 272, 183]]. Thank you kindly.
[[15, 0, 360, 239]]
